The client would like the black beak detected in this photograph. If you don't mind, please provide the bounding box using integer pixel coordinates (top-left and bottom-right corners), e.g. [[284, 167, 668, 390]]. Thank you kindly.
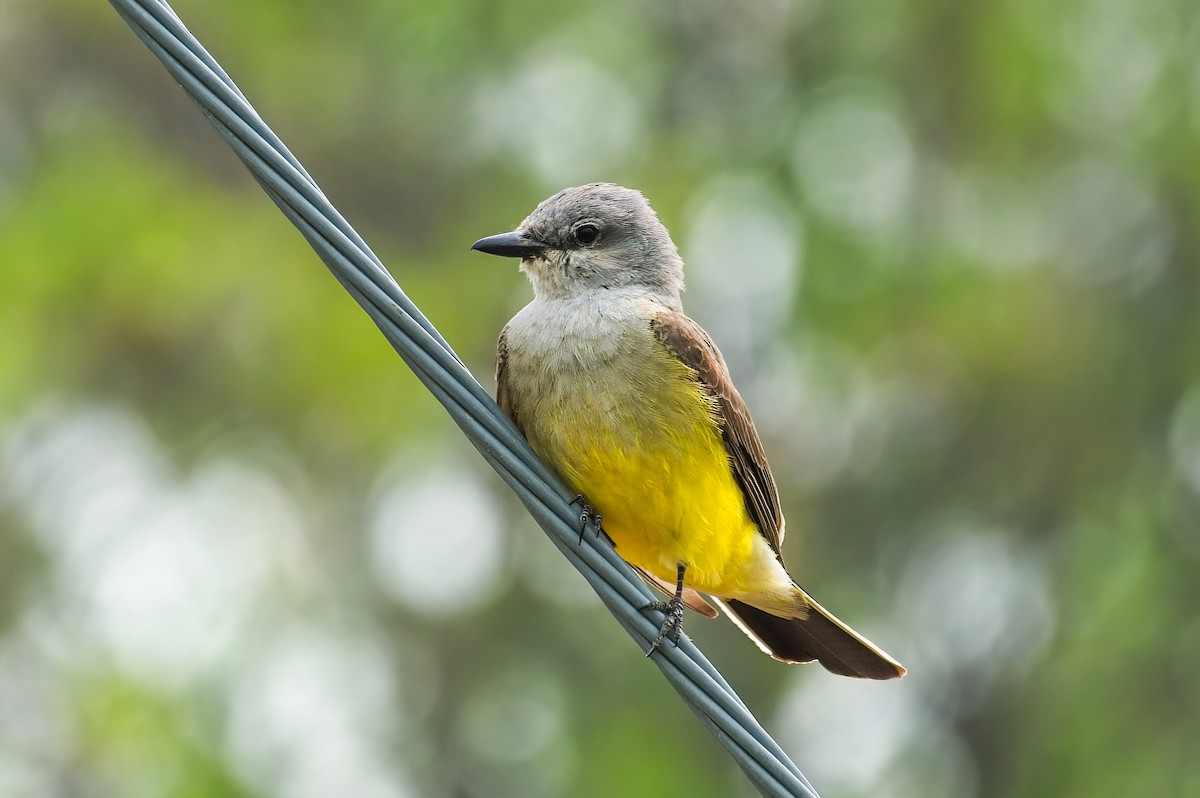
[[470, 230, 549, 259]]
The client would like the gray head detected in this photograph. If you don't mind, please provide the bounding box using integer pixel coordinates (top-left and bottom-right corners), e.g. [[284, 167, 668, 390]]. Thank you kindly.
[[471, 183, 685, 304]]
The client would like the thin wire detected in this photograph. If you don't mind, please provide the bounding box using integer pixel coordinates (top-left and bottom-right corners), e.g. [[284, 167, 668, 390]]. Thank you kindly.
[[107, 1, 820, 795]]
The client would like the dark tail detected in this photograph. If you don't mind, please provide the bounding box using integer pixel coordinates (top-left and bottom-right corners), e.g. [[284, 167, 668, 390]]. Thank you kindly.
[[716, 590, 906, 680]]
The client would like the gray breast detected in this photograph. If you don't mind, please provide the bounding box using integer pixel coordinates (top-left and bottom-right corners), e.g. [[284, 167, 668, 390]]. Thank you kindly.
[[503, 296, 666, 449]]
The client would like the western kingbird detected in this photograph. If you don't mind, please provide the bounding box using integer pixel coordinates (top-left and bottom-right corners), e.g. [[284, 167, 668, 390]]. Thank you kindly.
[[472, 183, 905, 679]]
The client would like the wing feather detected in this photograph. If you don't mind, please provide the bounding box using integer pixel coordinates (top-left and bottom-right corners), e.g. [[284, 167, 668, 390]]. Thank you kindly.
[[495, 325, 523, 435], [651, 312, 785, 557]]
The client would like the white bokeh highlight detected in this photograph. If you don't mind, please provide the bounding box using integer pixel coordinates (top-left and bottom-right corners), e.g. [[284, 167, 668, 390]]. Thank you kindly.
[[792, 82, 916, 239], [1169, 386, 1200, 497], [933, 164, 1048, 273], [368, 460, 507, 618], [1048, 0, 1170, 134], [898, 528, 1056, 688], [682, 173, 803, 361], [0, 404, 307, 687], [226, 623, 412, 798], [455, 658, 573, 798], [471, 53, 643, 187], [0, 403, 420, 798], [1045, 158, 1170, 291]]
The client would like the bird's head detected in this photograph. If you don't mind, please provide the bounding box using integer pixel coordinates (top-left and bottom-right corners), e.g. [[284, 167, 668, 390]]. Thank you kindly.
[[472, 183, 684, 303]]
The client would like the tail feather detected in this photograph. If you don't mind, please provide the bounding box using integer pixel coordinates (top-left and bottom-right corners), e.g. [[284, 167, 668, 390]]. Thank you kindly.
[[715, 590, 906, 680]]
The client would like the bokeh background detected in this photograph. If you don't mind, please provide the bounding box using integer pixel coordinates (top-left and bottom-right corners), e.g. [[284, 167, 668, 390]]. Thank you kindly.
[[2, 0, 1199, 796]]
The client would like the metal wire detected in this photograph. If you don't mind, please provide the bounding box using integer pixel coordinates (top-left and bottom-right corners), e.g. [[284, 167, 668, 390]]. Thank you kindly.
[[107, 2, 821, 795]]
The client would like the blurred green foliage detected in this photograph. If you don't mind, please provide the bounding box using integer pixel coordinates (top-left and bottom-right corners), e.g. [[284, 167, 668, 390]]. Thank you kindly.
[[1, 0, 1199, 797]]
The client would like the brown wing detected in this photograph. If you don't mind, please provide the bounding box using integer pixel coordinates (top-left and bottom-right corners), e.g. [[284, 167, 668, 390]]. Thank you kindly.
[[651, 311, 785, 557], [495, 325, 523, 435]]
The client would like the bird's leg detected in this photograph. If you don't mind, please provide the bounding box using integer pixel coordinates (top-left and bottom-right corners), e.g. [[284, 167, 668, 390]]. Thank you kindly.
[[568, 494, 603, 545], [644, 563, 687, 656]]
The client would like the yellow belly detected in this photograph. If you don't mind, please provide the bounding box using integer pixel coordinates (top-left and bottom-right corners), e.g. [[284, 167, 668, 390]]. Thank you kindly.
[[521, 340, 767, 596], [561, 423, 762, 595]]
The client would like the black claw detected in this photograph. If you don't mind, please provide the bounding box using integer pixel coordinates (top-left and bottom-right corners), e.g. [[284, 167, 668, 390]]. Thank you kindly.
[[644, 563, 687, 657], [645, 599, 685, 657], [568, 493, 603, 545], [575, 505, 590, 545]]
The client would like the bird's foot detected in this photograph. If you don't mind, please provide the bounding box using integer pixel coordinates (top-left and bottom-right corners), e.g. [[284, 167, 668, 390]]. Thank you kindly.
[[644, 595, 686, 656], [568, 494, 604, 545], [644, 563, 688, 657]]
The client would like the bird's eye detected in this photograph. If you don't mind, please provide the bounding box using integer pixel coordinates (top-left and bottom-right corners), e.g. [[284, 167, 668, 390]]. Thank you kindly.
[[574, 224, 599, 246]]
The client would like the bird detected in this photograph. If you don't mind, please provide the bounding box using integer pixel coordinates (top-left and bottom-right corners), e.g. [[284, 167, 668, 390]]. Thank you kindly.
[[471, 183, 905, 679]]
